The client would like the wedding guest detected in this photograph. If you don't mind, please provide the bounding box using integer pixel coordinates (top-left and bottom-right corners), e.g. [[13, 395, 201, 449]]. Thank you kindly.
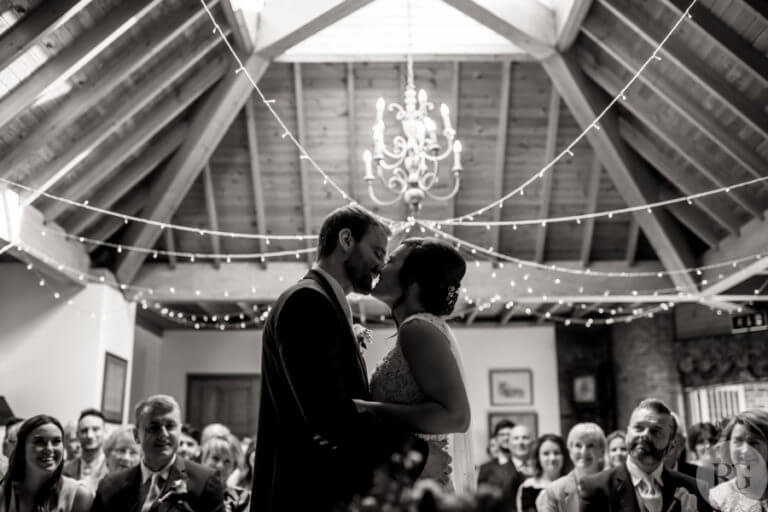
[[202, 435, 250, 512], [102, 426, 140, 474], [3, 417, 24, 457], [510, 425, 534, 476], [0, 415, 93, 512], [486, 437, 500, 462], [63, 409, 108, 493], [665, 413, 716, 485], [91, 394, 224, 512], [606, 430, 628, 469], [515, 434, 568, 512], [179, 423, 202, 462], [688, 422, 719, 468], [580, 399, 712, 511], [201, 423, 231, 444], [478, 421, 524, 490], [708, 410, 768, 511], [63, 423, 80, 462], [228, 438, 255, 489], [536, 422, 604, 512]]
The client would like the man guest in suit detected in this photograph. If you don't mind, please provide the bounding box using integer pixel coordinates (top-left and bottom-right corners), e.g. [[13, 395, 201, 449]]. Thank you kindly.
[[92, 395, 224, 512], [580, 398, 712, 512], [63, 408, 109, 493], [478, 420, 525, 510], [252, 205, 432, 512]]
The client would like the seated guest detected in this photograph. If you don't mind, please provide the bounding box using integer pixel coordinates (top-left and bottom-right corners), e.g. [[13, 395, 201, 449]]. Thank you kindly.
[[477, 420, 525, 510], [516, 434, 568, 512], [580, 398, 712, 512], [179, 423, 202, 462], [201, 435, 250, 512], [91, 395, 224, 512], [537, 423, 604, 512], [103, 426, 140, 474], [201, 423, 231, 444], [688, 422, 719, 468], [63, 409, 108, 493], [63, 423, 81, 462], [606, 430, 628, 469], [0, 415, 92, 512], [708, 410, 768, 511]]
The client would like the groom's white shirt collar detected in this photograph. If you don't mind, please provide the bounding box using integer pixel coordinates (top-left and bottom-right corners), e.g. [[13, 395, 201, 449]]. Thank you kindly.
[[313, 266, 352, 324], [626, 457, 664, 488]]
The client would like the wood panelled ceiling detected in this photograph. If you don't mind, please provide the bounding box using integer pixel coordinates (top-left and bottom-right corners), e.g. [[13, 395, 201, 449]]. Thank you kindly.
[[0, 0, 765, 330]]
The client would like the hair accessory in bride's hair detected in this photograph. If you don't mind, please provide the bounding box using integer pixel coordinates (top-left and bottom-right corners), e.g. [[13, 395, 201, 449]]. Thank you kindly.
[[353, 323, 373, 350], [444, 284, 460, 315]]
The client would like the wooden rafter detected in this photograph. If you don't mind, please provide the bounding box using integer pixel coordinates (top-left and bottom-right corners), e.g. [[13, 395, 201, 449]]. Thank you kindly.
[[596, 0, 768, 140], [738, 0, 768, 24], [491, 61, 511, 253], [541, 51, 698, 292], [660, 187, 720, 248], [244, 97, 268, 258], [203, 164, 221, 269], [555, 0, 594, 50], [618, 119, 742, 235], [574, 301, 603, 318], [62, 123, 188, 235], [0, 0, 220, 177], [346, 63, 358, 201], [293, 63, 315, 263], [164, 230, 177, 270], [659, 0, 768, 86], [535, 84, 561, 262], [447, 61, 460, 234], [581, 8, 768, 187], [700, 215, 768, 290], [624, 217, 640, 266], [500, 304, 518, 325], [441, 0, 556, 59], [579, 156, 601, 267], [577, 40, 766, 219], [0, 0, 90, 71], [0, 0, 161, 130], [115, 55, 270, 284], [26, 39, 228, 205], [465, 307, 480, 326], [221, 0, 254, 54], [84, 190, 147, 253], [255, 0, 376, 58]]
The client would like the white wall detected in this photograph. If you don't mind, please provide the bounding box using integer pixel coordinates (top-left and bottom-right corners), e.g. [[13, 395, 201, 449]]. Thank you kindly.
[[130, 325, 163, 414], [0, 263, 136, 424], [152, 324, 559, 466]]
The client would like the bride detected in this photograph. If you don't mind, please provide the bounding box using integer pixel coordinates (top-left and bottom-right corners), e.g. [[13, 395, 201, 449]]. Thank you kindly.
[[353, 237, 476, 493]]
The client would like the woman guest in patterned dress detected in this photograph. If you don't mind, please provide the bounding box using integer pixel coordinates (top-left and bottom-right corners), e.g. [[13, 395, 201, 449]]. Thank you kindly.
[[515, 434, 569, 512], [708, 410, 768, 512], [201, 434, 250, 512], [0, 415, 92, 512]]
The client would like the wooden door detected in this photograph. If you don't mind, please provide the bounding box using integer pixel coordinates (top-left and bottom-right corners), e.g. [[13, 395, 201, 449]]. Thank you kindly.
[[186, 374, 260, 438]]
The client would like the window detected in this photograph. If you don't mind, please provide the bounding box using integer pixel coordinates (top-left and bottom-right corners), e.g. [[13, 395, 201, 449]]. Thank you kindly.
[[686, 384, 746, 425]]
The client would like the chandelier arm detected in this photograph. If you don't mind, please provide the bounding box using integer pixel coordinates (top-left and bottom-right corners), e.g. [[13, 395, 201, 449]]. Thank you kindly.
[[424, 172, 462, 201], [423, 144, 455, 162], [376, 155, 406, 171], [366, 182, 406, 207]]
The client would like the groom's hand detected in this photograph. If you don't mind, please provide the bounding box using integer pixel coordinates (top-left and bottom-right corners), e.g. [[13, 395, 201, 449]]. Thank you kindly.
[[424, 439, 452, 485]]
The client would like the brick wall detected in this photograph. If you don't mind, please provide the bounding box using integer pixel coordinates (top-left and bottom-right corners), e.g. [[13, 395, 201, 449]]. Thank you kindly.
[[610, 313, 682, 428]]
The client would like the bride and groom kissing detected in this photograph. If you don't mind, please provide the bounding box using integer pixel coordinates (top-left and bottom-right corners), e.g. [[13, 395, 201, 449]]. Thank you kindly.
[[251, 205, 474, 511]]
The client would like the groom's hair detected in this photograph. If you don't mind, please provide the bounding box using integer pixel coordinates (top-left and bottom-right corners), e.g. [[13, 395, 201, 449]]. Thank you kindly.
[[317, 205, 389, 259]]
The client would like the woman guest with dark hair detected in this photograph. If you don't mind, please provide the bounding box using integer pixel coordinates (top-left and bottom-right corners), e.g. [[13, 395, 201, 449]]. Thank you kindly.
[[179, 423, 202, 462], [0, 415, 92, 512], [515, 434, 568, 512], [605, 430, 628, 469], [688, 422, 719, 468], [708, 410, 768, 511]]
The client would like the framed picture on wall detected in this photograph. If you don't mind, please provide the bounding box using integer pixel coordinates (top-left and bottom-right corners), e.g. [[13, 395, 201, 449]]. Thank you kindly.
[[101, 352, 127, 423], [573, 374, 598, 404], [489, 369, 533, 405], [488, 411, 538, 439]]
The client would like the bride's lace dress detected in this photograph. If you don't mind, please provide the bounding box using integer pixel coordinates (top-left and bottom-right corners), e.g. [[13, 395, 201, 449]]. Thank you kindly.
[[369, 313, 475, 493]]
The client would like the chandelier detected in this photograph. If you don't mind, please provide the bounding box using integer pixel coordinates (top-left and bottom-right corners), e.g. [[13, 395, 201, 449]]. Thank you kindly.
[[362, 2, 463, 216]]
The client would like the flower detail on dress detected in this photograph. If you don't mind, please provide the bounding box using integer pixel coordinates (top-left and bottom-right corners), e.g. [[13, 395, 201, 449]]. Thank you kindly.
[[353, 323, 373, 350]]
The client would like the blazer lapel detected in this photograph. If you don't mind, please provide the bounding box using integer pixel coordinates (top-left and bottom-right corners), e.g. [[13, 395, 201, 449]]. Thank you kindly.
[[305, 270, 369, 386], [660, 469, 679, 512], [615, 466, 642, 512], [121, 466, 143, 512]]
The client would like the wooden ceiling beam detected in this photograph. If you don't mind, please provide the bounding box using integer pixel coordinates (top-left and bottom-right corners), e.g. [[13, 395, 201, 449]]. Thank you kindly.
[[619, 119, 743, 235], [0, 0, 220, 178], [542, 51, 698, 292], [576, 41, 766, 220], [447, 61, 460, 234], [83, 190, 147, 253], [275, 53, 533, 63], [491, 61, 511, 253], [202, 164, 222, 269], [0, 0, 91, 71], [164, 230, 177, 270], [659, 187, 721, 249], [441, 0, 556, 59], [26, 38, 228, 205], [221, 0, 254, 54], [579, 156, 601, 267], [243, 97, 268, 258], [555, 0, 594, 50], [346, 63, 358, 202], [737, 0, 768, 23], [115, 55, 270, 284], [293, 63, 315, 264], [699, 214, 768, 290], [581, 8, 768, 186], [255, 0, 376, 58], [61, 123, 188, 235], [596, 0, 768, 140], [0, 0, 161, 131], [659, 0, 768, 86], [624, 216, 640, 266], [535, 84, 561, 263]]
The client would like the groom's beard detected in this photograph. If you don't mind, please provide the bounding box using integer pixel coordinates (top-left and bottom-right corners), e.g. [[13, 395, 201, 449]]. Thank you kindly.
[[344, 256, 378, 295]]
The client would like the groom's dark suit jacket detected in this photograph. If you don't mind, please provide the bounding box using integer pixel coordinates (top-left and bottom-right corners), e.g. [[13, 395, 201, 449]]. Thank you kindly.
[[251, 270, 427, 512], [579, 463, 713, 512], [90, 456, 224, 512]]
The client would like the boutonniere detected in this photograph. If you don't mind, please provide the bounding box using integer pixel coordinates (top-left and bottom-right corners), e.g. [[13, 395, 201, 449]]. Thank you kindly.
[[669, 487, 697, 512], [156, 478, 193, 512], [353, 323, 373, 350]]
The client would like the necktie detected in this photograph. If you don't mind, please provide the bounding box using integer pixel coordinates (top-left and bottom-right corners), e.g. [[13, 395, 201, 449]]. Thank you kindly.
[[637, 476, 662, 512], [141, 474, 163, 512]]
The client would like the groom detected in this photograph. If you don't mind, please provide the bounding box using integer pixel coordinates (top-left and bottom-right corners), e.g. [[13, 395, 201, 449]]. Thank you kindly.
[[251, 205, 430, 512]]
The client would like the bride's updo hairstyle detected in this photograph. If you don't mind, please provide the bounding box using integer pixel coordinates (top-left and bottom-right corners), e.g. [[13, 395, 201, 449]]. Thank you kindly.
[[398, 237, 466, 316]]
